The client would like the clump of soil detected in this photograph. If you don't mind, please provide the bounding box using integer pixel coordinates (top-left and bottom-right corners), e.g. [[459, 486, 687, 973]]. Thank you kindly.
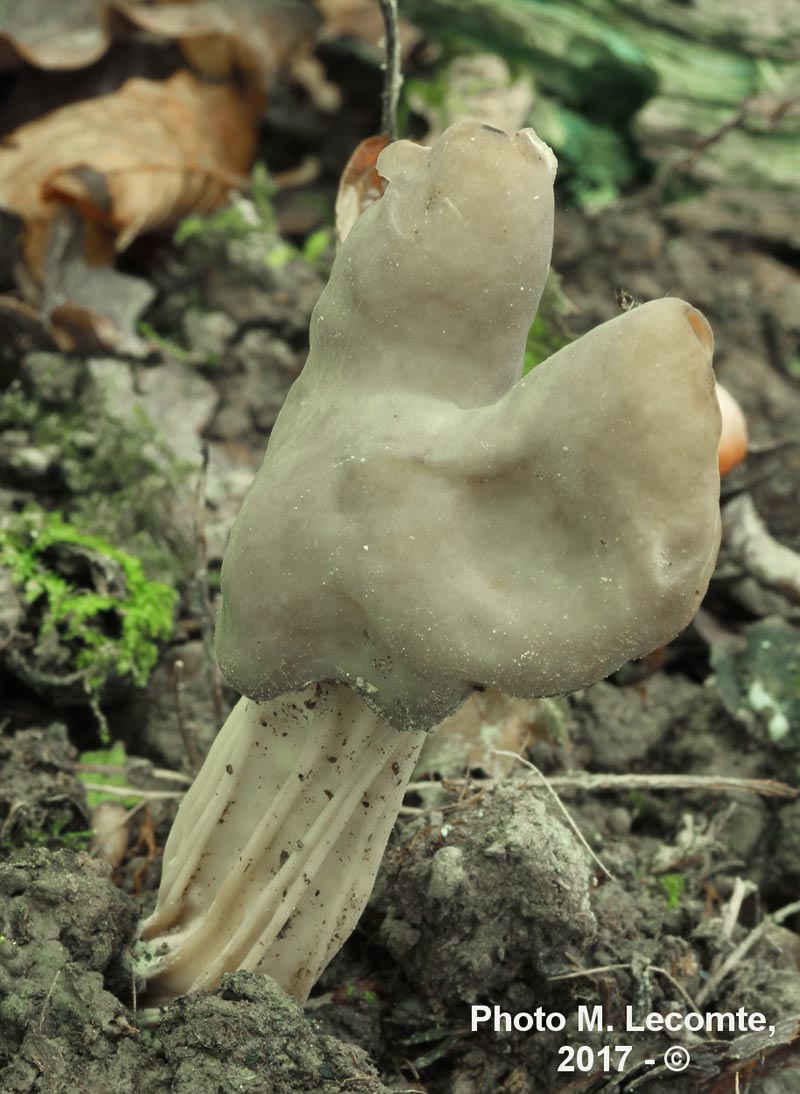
[[370, 783, 596, 1004], [0, 850, 391, 1094]]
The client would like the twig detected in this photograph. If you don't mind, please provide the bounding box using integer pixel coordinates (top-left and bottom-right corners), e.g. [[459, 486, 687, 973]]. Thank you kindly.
[[192, 441, 225, 728], [75, 762, 192, 785], [722, 493, 800, 604], [648, 965, 705, 1022], [39, 970, 61, 1032], [720, 877, 757, 943], [657, 99, 752, 189], [696, 899, 800, 1006], [80, 783, 184, 802], [377, 0, 402, 140], [172, 658, 200, 772], [632, 93, 800, 205], [492, 749, 615, 881], [85, 681, 111, 745], [550, 961, 631, 980], [398, 788, 485, 817], [406, 772, 797, 801], [550, 962, 704, 1030]]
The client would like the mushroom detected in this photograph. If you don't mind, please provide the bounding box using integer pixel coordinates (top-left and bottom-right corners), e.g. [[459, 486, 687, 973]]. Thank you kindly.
[[134, 121, 721, 1004]]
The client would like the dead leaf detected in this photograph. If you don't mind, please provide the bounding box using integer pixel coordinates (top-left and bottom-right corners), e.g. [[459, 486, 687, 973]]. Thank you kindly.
[[0, 69, 262, 278], [0, 0, 110, 73], [335, 134, 389, 243], [315, 0, 421, 60], [0, 0, 320, 83], [418, 687, 567, 781], [116, 1, 321, 86]]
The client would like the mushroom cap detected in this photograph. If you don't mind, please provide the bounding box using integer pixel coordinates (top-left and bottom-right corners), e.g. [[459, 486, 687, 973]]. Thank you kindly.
[[215, 121, 721, 732]]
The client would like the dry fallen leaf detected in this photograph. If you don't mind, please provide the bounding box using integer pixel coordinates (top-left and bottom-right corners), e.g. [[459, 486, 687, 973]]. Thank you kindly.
[[418, 687, 567, 782], [116, 1, 322, 85], [0, 0, 320, 82], [315, 0, 421, 60], [334, 133, 389, 243], [0, 0, 110, 72], [0, 69, 262, 278]]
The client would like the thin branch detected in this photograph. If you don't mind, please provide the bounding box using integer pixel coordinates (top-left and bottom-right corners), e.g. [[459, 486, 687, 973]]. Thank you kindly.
[[549, 962, 631, 980], [632, 93, 800, 205], [172, 657, 200, 772], [492, 749, 616, 881], [696, 899, 800, 1006], [81, 783, 184, 802], [406, 772, 797, 801], [193, 441, 225, 728], [377, 0, 402, 140], [648, 965, 705, 1022], [75, 762, 192, 785], [39, 970, 61, 1032], [549, 962, 704, 1030], [720, 877, 757, 943], [722, 493, 800, 604]]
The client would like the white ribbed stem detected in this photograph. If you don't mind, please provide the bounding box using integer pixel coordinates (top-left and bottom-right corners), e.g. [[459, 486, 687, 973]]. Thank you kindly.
[[134, 683, 424, 1002]]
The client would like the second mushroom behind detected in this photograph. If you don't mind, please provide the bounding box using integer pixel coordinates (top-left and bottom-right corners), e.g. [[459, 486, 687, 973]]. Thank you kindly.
[[134, 121, 722, 1004]]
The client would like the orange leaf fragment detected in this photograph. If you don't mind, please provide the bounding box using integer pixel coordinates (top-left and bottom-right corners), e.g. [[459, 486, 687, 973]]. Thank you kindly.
[[0, 69, 262, 277], [334, 134, 390, 244], [716, 381, 748, 476]]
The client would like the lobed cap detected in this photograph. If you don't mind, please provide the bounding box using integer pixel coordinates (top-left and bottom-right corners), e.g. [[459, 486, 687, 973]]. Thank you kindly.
[[215, 122, 721, 731]]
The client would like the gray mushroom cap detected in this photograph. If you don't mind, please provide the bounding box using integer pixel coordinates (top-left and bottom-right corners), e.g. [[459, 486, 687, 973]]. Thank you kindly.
[[215, 121, 721, 732]]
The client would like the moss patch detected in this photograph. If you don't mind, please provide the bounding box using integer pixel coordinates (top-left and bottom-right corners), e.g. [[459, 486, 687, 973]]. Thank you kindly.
[[0, 508, 176, 696]]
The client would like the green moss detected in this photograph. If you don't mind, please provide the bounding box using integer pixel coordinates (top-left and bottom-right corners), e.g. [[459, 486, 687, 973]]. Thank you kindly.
[[341, 981, 379, 1006], [173, 161, 333, 278], [0, 508, 176, 694], [0, 362, 191, 581], [301, 228, 334, 271], [522, 271, 574, 374], [136, 320, 192, 362], [658, 873, 685, 910], [175, 161, 279, 246], [19, 818, 94, 852], [78, 743, 143, 809], [535, 97, 639, 207], [265, 241, 298, 269], [265, 226, 333, 273], [523, 313, 571, 374], [175, 205, 255, 245]]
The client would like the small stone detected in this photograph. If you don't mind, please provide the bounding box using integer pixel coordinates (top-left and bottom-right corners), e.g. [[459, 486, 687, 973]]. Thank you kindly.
[[607, 806, 633, 837]]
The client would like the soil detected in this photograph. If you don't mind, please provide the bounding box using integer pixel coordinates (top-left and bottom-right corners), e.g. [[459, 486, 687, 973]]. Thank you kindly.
[[2, 15, 800, 1094]]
